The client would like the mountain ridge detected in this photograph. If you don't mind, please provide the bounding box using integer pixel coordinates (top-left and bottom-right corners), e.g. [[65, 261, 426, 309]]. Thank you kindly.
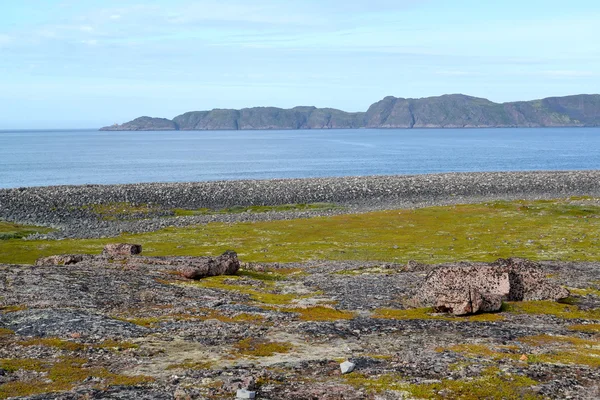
[[100, 94, 600, 131]]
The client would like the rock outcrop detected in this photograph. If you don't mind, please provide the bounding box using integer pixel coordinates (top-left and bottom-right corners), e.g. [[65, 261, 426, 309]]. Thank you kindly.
[[35, 247, 240, 280], [35, 254, 94, 266], [416, 258, 570, 315], [101, 94, 600, 131], [177, 250, 240, 279]]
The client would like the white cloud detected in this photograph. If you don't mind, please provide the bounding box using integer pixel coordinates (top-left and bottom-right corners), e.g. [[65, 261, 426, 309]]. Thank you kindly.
[[109, 15, 122, 20]]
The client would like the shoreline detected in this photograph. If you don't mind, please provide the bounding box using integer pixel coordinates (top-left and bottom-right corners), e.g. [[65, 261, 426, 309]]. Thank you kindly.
[[1, 170, 599, 239]]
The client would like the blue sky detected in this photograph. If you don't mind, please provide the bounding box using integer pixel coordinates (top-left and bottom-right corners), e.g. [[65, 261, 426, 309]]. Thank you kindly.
[[1, 0, 599, 128]]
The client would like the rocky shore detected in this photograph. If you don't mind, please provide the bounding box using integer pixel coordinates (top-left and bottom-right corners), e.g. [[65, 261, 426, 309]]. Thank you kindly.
[[1, 171, 599, 239]]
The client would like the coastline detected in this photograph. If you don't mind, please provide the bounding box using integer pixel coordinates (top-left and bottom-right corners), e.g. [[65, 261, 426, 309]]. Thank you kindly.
[[1, 170, 599, 239]]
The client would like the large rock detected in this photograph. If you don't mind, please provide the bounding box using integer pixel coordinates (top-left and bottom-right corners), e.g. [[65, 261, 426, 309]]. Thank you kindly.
[[493, 258, 570, 301], [415, 258, 569, 315], [102, 243, 142, 257], [178, 250, 240, 279]]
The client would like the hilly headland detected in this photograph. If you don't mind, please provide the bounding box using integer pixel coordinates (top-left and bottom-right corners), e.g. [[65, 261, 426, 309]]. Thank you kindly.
[[100, 94, 600, 131]]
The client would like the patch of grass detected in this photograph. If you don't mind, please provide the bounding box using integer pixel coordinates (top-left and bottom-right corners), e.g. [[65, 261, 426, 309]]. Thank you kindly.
[[0, 305, 27, 313], [0, 357, 154, 399], [0, 328, 14, 336], [0, 221, 53, 241], [517, 334, 600, 368], [569, 287, 600, 297], [2, 198, 600, 265], [405, 370, 542, 400], [372, 307, 504, 322], [231, 338, 293, 357], [343, 372, 406, 392], [19, 338, 85, 351], [568, 323, 600, 333], [503, 301, 600, 320], [518, 334, 598, 348], [173, 203, 341, 216], [284, 306, 356, 321], [187, 275, 312, 306]]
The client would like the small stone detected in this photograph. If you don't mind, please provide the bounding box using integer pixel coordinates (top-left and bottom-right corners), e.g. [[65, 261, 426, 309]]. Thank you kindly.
[[340, 360, 355, 374], [236, 389, 256, 399], [520, 354, 529, 361]]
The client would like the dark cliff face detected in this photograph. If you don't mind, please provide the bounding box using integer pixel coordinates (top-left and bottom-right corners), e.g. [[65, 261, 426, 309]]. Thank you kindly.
[[100, 94, 600, 131]]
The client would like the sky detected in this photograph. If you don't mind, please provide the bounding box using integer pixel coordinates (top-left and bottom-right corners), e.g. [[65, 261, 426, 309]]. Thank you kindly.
[[1, 0, 599, 129]]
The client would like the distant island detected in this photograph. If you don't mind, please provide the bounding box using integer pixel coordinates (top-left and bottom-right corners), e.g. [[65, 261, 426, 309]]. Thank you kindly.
[[100, 93, 600, 131]]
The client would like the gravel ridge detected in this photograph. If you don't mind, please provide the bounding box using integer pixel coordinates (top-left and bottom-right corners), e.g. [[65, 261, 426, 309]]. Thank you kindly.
[[1, 171, 599, 239]]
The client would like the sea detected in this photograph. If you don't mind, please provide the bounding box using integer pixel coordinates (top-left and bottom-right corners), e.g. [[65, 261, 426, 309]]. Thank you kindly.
[[1, 128, 599, 189]]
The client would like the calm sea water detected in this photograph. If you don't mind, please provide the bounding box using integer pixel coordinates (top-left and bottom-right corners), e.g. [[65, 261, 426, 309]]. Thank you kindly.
[[0, 128, 599, 188]]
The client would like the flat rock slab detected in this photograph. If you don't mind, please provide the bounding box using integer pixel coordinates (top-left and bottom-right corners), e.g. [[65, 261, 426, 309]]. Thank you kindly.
[[0, 309, 149, 338]]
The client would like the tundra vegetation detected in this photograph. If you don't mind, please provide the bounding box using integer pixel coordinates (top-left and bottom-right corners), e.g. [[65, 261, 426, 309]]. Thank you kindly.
[[0, 196, 599, 398]]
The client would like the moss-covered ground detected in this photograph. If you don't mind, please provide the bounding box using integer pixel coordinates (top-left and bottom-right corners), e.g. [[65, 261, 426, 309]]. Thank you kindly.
[[1, 197, 599, 265]]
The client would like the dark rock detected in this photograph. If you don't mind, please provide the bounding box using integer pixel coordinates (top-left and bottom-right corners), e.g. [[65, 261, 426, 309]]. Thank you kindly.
[[0, 309, 148, 338]]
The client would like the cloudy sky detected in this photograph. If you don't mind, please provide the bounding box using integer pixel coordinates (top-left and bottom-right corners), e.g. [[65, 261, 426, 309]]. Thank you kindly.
[[1, 0, 599, 128]]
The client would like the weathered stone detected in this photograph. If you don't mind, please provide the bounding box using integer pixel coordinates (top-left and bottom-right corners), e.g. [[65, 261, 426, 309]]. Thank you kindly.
[[177, 250, 240, 279], [236, 389, 256, 399], [35, 254, 94, 266], [415, 259, 569, 315], [493, 258, 570, 301], [340, 361, 355, 374], [102, 243, 142, 257]]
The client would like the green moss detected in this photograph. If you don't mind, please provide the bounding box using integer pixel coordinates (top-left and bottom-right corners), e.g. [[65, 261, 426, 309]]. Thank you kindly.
[[503, 301, 600, 320], [0, 328, 14, 336], [343, 372, 405, 392], [518, 334, 598, 347], [284, 306, 355, 321], [569, 287, 600, 297], [19, 338, 85, 351], [188, 275, 312, 305], [405, 372, 541, 400], [0, 357, 154, 399], [373, 307, 504, 322], [231, 338, 293, 357], [0, 221, 53, 240], [568, 323, 600, 333], [2, 198, 600, 265], [0, 305, 27, 313]]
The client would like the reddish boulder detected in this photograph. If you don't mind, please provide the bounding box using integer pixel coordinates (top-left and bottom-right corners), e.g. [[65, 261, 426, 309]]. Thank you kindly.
[[415, 258, 569, 316]]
